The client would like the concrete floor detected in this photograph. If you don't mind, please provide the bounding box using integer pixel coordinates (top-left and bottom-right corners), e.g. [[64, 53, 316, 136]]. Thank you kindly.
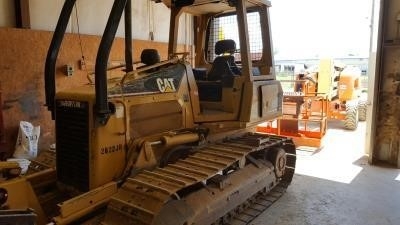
[[252, 121, 400, 225]]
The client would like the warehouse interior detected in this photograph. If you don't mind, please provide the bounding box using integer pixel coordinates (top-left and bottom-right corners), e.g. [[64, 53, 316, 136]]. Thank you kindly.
[[0, 0, 399, 225]]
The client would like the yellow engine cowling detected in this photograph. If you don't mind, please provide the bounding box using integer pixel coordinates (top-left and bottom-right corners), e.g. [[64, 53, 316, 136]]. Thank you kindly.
[[55, 88, 127, 192], [338, 66, 361, 101], [53, 62, 192, 192]]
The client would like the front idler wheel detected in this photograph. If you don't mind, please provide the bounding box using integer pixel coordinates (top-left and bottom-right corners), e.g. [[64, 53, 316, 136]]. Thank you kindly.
[[268, 148, 287, 178]]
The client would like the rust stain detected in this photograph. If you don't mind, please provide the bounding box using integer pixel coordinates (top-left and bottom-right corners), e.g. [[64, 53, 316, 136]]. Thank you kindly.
[[2, 99, 17, 110], [18, 91, 41, 120]]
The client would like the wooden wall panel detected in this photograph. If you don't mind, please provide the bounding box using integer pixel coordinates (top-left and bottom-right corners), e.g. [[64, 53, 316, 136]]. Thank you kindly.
[[0, 28, 187, 158]]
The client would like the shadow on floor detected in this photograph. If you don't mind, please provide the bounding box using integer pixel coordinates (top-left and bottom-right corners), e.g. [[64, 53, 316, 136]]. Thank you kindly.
[[251, 155, 400, 225]]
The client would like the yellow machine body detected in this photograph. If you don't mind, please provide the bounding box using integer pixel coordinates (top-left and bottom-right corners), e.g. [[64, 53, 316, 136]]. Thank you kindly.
[[0, 1, 297, 224], [338, 66, 361, 101]]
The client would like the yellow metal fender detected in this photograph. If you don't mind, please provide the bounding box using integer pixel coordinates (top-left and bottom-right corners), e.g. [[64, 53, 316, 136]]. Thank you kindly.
[[0, 177, 47, 225]]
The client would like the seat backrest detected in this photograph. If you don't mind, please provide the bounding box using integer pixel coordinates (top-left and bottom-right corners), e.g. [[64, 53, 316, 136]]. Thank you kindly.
[[207, 40, 240, 82], [141, 49, 160, 66], [138, 49, 161, 73], [215, 39, 236, 55]]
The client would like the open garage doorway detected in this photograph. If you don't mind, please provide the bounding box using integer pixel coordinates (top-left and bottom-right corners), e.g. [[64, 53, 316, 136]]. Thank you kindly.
[[258, 0, 383, 182]]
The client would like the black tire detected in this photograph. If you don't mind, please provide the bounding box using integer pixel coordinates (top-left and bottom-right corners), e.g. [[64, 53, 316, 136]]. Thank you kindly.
[[344, 101, 359, 130], [358, 100, 367, 121]]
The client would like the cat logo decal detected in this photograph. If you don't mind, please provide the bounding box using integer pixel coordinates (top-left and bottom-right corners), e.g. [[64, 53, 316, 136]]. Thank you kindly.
[[156, 78, 176, 92]]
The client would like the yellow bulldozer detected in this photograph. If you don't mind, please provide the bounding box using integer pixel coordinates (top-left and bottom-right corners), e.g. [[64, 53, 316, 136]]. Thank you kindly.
[[0, 0, 296, 224]]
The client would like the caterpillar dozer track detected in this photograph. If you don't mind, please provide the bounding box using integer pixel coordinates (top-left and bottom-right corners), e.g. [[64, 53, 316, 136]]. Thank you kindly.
[[0, 0, 296, 224]]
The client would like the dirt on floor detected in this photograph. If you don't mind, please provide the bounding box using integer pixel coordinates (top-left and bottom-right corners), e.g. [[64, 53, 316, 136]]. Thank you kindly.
[[251, 120, 400, 225]]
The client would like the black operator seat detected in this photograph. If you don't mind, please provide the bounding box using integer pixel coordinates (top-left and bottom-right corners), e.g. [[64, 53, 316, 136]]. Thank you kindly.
[[197, 39, 242, 102], [207, 39, 241, 87]]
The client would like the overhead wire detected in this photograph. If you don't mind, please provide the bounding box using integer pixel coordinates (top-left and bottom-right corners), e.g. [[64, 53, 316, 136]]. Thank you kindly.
[[148, 0, 155, 41]]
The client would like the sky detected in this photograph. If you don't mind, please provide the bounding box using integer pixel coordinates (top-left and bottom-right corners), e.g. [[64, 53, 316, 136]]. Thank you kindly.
[[269, 0, 373, 60]]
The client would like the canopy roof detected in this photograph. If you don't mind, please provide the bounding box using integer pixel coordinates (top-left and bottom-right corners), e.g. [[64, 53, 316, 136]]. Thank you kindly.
[[162, 0, 271, 15]]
